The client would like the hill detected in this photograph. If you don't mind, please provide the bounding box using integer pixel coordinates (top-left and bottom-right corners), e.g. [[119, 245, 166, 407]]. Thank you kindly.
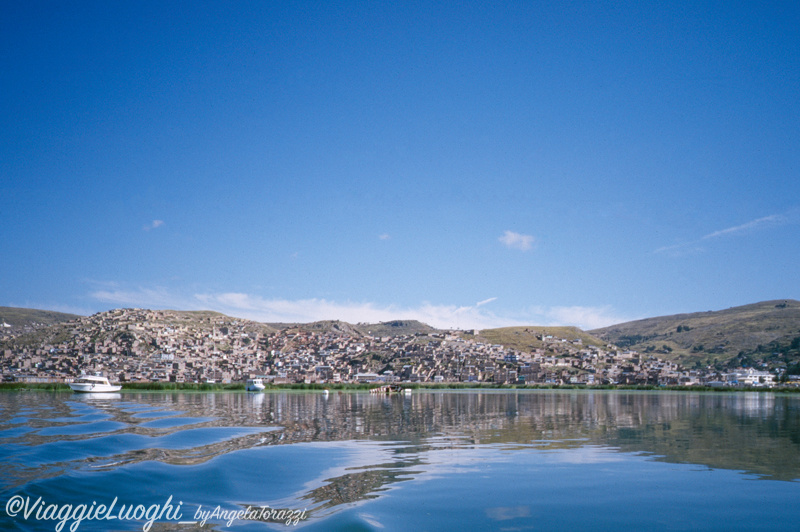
[[0, 308, 280, 352], [469, 326, 606, 353], [590, 300, 800, 368], [4, 301, 799, 372], [274, 320, 364, 336], [267, 320, 439, 337], [354, 320, 439, 337], [0, 307, 81, 337]]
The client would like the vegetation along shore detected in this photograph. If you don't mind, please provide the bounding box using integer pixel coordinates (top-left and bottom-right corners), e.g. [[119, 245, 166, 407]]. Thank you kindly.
[[2, 382, 800, 394]]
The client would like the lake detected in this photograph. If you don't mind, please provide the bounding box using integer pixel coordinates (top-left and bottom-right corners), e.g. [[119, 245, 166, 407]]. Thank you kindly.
[[1, 389, 799, 531]]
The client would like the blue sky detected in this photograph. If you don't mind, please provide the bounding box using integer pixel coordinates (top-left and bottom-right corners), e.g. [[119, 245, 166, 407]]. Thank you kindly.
[[2, 1, 799, 330]]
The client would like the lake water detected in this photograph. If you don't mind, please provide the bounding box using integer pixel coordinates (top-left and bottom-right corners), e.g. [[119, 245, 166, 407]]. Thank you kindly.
[[1, 390, 799, 531]]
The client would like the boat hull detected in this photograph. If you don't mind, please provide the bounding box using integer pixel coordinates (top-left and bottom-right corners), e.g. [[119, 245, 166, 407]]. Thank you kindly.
[[69, 383, 122, 393], [246, 379, 266, 391], [370, 385, 404, 394]]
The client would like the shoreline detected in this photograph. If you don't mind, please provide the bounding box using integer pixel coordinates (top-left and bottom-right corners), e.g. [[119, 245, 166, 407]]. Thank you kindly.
[[1, 382, 799, 394]]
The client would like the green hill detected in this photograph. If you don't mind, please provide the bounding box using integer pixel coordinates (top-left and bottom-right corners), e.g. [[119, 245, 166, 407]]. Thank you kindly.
[[590, 300, 800, 368], [469, 326, 606, 353]]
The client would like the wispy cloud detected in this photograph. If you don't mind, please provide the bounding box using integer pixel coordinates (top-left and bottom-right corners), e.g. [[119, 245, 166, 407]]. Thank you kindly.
[[143, 220, 164, 231], [378, 233, 391, 240], [655, 212, 790, 256], [701, 214, 787, 240], [88, 286, 629, 330], [499, 230, 535, 251], [652, 242, 704, 257]]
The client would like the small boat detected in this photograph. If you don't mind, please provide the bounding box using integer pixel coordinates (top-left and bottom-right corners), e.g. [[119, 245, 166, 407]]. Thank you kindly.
[[370, 384, 403, 394], [246, 378, 266, 392], [69, 376, 122, 393]]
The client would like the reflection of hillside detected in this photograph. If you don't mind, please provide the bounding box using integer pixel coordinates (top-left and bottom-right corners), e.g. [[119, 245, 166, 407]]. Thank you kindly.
[[2, 390, 798, 502], [609, 393, 800, 480], [243, 391, 800, 481], [300, 464, 421, 516], [228, 390, 800, 516]]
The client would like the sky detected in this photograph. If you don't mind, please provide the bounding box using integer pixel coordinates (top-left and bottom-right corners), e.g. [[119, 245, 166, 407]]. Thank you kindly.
[[2, 1, 799, 330]]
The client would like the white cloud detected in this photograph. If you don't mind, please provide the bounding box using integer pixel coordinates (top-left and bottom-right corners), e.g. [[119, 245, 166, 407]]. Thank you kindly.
[[498, 230, 535, 251], [378, 233, 391, 240], [192, 293, 522, 330], [540, 305, 632, 330], [89, 286, 629, 331], [143, 220, 164, 231]]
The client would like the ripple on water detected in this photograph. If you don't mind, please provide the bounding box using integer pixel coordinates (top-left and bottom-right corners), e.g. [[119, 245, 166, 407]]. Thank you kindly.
[[35, 420, 128, 436], [137, 416, 212, 429]]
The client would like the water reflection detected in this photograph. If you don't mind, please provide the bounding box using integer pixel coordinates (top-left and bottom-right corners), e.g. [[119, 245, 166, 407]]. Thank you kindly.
[[1, 390, 799, 528]]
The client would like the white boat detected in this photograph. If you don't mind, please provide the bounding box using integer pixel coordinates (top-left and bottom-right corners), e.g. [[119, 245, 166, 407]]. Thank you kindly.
[[246, 378, 265, 392], [69, 376, 122, 393], [370, 384, 403, 394]]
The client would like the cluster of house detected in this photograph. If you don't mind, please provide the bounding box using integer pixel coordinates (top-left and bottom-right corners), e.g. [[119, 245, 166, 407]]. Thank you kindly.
[[0, 308, 783, 387]]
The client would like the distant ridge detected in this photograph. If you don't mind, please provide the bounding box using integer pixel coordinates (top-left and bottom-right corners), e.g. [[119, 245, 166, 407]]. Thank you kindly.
[[591, 300, 800, 367], [265, 320, 439, 337], [0, 306, 80, 336], [273, 320, 363, 336], [469, 326, 606, 353], [3, 300, 799, 369], [355, 320, 438, 337]]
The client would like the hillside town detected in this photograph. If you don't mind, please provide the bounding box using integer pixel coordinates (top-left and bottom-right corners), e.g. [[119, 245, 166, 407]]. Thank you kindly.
[[0, 308, 784, 388]]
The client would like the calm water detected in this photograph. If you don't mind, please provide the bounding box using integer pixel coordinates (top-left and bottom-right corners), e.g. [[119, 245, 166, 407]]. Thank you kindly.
[[1, 390, 799, 531]]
